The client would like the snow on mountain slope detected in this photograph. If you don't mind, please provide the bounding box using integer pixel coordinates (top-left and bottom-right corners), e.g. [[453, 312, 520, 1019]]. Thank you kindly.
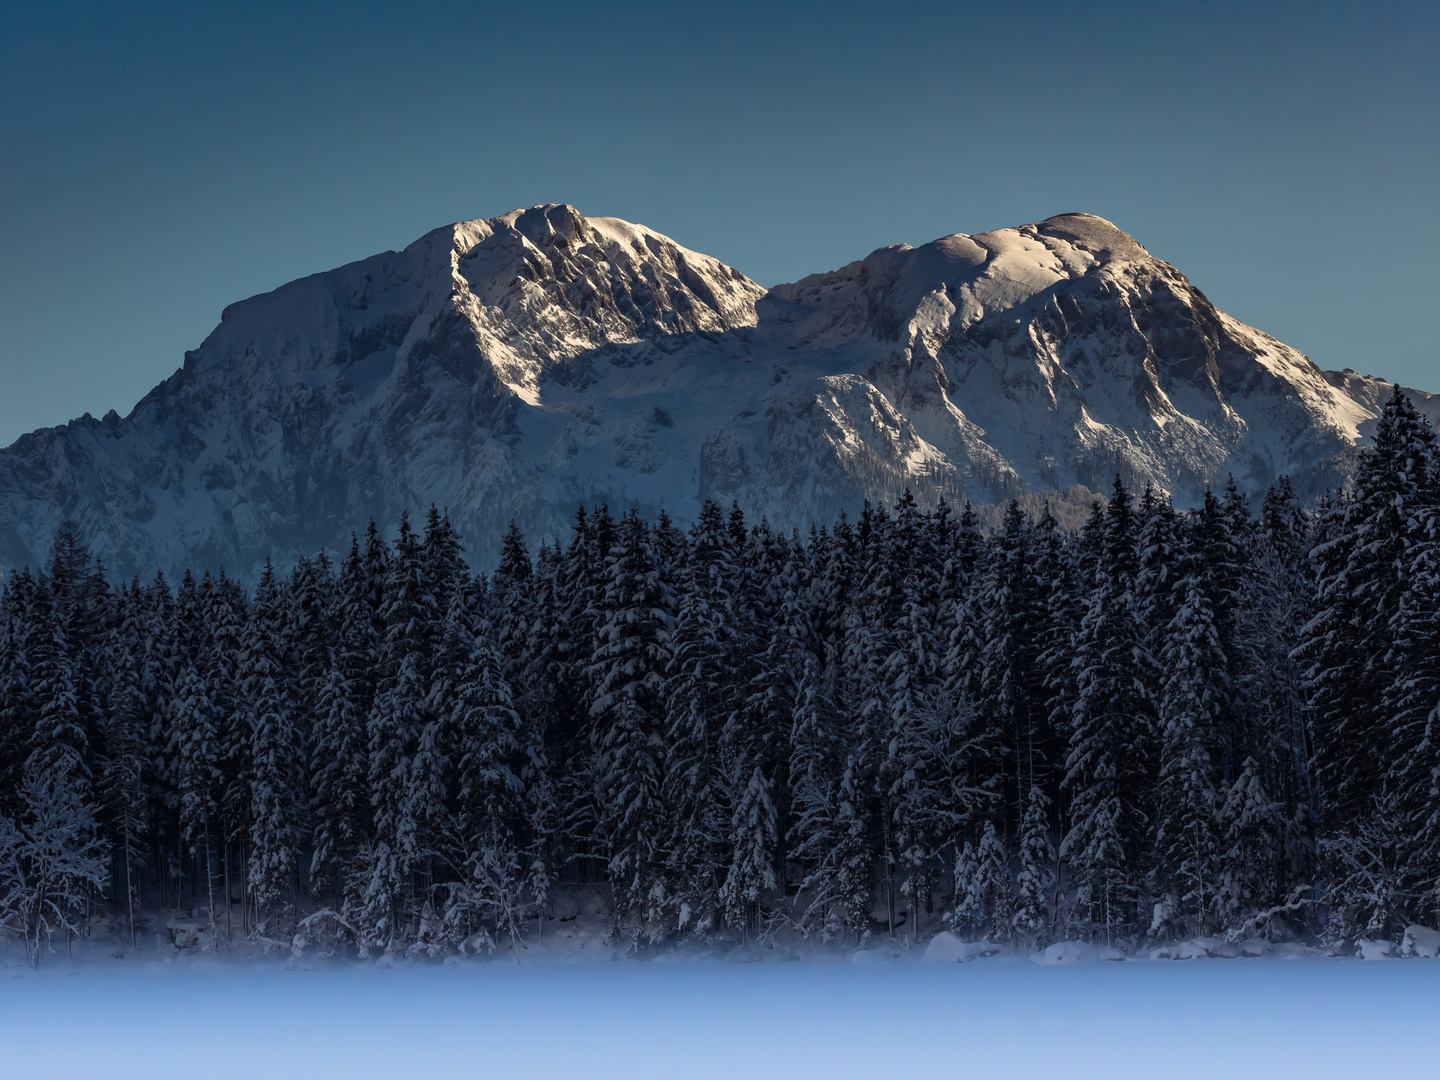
[[0, 206, 1432, 578]]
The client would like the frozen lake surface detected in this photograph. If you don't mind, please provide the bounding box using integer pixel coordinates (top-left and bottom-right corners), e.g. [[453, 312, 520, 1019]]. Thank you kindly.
[[1, 955, 1435, 1078]]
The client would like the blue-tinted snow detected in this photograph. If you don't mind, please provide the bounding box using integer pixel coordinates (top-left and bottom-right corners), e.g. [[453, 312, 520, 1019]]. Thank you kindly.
[[1, 957, 1434, 1079]]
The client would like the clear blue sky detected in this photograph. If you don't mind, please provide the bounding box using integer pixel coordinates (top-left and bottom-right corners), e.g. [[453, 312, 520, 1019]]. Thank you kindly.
[[1, 0, 1435, 447]]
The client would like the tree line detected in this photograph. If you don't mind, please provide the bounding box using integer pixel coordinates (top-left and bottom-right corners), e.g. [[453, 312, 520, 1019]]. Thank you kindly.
[[0, 388, 1436, 963]]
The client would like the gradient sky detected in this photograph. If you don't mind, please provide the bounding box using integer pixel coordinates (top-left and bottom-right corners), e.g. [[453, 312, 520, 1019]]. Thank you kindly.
[[1, 0, 1435, 447]]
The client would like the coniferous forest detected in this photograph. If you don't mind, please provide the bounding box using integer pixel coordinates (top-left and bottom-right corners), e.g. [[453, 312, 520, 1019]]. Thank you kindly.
[[0, 388, 1436, 965]]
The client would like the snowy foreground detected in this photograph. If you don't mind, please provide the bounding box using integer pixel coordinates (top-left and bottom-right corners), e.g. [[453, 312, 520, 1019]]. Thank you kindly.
[[2, 944, 1437, 1079]]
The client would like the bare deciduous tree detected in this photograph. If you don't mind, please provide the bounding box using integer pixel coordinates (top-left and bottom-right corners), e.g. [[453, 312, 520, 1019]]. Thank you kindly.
[[0, 760, 110, 969]]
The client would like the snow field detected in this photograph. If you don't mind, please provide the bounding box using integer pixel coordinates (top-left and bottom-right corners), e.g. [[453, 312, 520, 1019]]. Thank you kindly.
[[1, 957, 1435, 1079]]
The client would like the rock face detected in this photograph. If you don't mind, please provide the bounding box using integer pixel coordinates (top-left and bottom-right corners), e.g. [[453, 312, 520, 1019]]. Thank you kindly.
[[0, 205, 1432, 578]]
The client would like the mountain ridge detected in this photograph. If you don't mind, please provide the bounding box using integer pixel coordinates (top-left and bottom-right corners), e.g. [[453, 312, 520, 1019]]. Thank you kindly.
[[1, 205, 1433, 579]]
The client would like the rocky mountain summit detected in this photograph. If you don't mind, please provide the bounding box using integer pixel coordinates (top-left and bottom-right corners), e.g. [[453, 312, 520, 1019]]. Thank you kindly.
[[0, 204, 1432, 578]]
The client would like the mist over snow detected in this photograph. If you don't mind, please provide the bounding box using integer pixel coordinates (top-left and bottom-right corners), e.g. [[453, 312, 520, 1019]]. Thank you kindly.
[[1, 958, 1436, 1080]]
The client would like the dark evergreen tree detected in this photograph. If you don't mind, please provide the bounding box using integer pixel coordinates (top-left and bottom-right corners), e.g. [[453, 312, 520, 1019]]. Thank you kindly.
[[587, 509, 674, 937], [0, 441, 1434, 958], [26, 581, 87, 792], [441, 585, 547, 951], [362, 514, 437, 951], [0, 571, 37, 806], [98, 581, 148, 944], [975, 500, 1048, 827], [1300, 388, 1438, 939], [1013, 785, 1056, 949], [489, 520, 532, 680], [308, 667, 364, 927], [662, 500, 743, 935], [1152, 573, 1225, 936], [244, 562, 303, 927], [1060, 478, 1156, 942]]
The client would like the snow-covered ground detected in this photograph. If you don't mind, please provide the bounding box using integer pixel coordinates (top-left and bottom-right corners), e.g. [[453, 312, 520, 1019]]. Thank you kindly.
[[3, 939, 1437, 1078]]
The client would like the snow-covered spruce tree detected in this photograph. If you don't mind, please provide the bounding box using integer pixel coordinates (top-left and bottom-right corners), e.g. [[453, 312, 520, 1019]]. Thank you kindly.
[[22, 567, 106, 936], [662, 499, 743, 936], [1229, 477, 1314, 904], [353, 522, 392, 715], [1299, 387, 1435, 940], [1295, 487, 1361, 808], [203, 568, 250, 933], [244, 562, 304, 934], [1216, 756, 1285, 935], [26, 581, 88, 794], [879, 492, 951, 940], [889, 686, 990, 944], [129, 572, 179, 910], [925, 498, 957, 658], [452, 583, 551, 954], [1303, 390, 1432, 818], [721, 763, 777, 941], [653, 509, 686, 576], [766, 528, 816, 871], [309, 657, 368, 915], [1220, 478, 1258, 642], [44, 521, 93, 608], [302, 539, 372, 943], [1405, 568, 1440, 926], [840, 502, 897, 936], [424, 506, 466, 627], [950, 502, 986, 609], [1135, 488, 1182, 690], [12, 471, 1435, 954], [139, 570, 180, 810], [1261, 475, 1311, 565], [1190, 486, 1248, 780], [1375, 391, 1440, 924], [98, 581, 149, 944], [1031, 506, 1082, 814], [940, 502, 984, 719], [720, 516, 793, 938], [361, 513, 437, 953], [171, 659, 222, 926], [514, 541, 572, 884], [933, 501, 1002, 881], [1060, 478, 1157, 943], [1013, 785, 1056, 950], [949, 839, 983, 937], [0, 570, 37, 808], [392, 526, 478, 956], [788, 672, 852, 940], [950, 820, 1012, 942], [788, 531, 872, 942], [975, 500, 1049, 829], [811, 512, 859, 664], [0, 758, 109, 969], [489, 519, 533, 683], [1151, 573, 1225, 937], [586, 509, 674, 940], [556, 504, 616, 879], [975, 820, 1014, 943], [286, 551, 336, 741], [1075, 497, 1107, 582], [45, 523, 106, 785]]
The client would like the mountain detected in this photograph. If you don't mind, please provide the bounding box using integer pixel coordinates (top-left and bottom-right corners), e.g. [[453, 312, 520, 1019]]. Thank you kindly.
[[0, 204, 1433, 578]]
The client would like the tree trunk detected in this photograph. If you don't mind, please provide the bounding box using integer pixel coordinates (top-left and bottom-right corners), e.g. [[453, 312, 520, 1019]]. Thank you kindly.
[[223, 830, 232, 942], [124, 840, 135, 948], [203, 814, 217, 941]]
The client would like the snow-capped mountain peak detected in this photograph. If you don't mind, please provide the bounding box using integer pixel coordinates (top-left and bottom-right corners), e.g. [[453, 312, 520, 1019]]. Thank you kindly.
[[0, 206, 1431, 578]]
